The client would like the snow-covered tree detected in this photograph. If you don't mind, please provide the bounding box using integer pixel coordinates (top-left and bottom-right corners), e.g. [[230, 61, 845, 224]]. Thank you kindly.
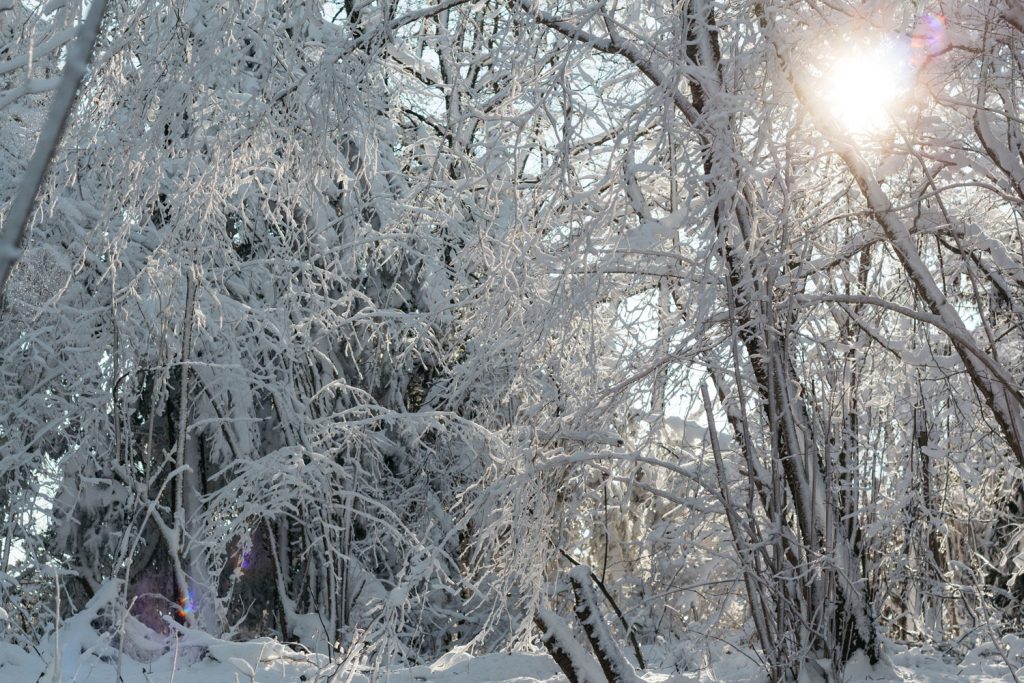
[[2, 0, 1024, 680]]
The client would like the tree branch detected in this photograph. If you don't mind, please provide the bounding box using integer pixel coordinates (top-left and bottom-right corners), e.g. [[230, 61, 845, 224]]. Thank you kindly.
[[0, 0, 108, 301]]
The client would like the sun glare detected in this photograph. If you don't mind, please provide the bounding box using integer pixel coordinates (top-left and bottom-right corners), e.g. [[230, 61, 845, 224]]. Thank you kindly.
[[821, 38, 911, 136]]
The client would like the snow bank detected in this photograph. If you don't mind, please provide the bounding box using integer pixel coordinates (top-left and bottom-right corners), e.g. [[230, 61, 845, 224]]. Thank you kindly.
[[1, 629, 1021, 683]]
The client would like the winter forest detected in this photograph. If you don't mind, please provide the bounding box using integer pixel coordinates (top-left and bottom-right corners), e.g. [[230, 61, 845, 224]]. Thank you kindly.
[[2, 0, 1024, 681]]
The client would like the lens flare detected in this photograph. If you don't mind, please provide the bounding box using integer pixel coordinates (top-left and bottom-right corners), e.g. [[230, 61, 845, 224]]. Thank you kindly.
[[240, 546, 253, 570], [911, 13, 948, 64], [178, 590, 197, 620], [821, 37, 912, 136]]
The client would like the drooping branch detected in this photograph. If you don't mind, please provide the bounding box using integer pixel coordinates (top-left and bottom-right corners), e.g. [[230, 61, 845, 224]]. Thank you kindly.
[[0, 0, 108, 301]]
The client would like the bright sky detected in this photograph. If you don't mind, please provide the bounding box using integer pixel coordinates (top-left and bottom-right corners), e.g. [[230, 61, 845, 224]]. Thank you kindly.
[[820, 36, 913, 136]]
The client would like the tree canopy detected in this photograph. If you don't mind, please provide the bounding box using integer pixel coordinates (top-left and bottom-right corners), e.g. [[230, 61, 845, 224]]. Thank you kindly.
[[2, 1, 1024, 680]]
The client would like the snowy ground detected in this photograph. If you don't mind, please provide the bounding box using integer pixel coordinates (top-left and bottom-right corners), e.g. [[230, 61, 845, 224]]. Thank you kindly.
[[2, 630, 1023, 683]]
